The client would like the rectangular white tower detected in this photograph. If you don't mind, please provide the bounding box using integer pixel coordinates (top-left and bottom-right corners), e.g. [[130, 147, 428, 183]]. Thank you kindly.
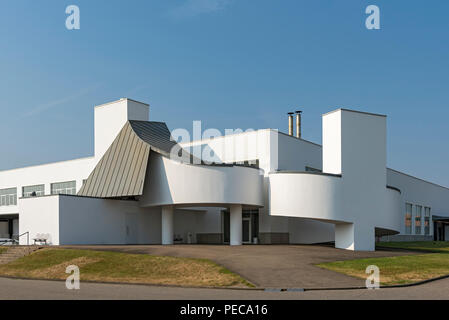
[[94, 98, 149, 160], [323, 109, 387, 251]]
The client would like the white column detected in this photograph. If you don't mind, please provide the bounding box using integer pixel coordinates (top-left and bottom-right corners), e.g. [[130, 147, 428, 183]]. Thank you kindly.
[[335, 223, 355, 250], [335, 223, 375, 251], [230, 204, 242, 246], [161, 206, 174, 245]]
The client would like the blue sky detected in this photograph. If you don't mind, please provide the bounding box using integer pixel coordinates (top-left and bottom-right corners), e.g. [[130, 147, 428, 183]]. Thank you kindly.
[[0, 0, 448, 186]]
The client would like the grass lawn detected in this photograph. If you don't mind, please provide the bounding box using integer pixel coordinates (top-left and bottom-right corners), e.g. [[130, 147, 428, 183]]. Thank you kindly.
[[318, 241, 449, 285], [377, 241, 449, 253], [0, 248, 253, 288]]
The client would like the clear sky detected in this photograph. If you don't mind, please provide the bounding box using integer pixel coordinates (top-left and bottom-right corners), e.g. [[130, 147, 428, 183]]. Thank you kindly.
[[0, 1, 448, 186]]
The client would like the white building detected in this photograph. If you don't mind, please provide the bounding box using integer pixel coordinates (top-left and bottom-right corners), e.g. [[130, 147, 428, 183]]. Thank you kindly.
[[1, 98, 448, 251]]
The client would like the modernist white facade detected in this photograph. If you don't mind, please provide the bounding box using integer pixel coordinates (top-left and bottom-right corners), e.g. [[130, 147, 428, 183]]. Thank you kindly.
[[1, 98, 448, 251]]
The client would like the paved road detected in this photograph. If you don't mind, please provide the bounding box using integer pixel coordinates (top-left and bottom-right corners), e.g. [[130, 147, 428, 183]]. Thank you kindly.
[[62, 244, 414, 289], [1, 277, 448, 300]]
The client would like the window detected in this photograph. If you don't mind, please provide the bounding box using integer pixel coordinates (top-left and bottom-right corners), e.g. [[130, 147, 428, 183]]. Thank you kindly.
[[424, 207, 431, 235], [415, 205, 422, 235], [51, 181, 76, 195], [405, 203, 412, 234], [22, 185, 45, 198], [0, 188, 17, 206]]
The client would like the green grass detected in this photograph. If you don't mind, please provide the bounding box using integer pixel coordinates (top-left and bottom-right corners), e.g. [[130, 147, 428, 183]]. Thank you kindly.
[[318, 252, 449, 285], [377, 241, 449, 253], [319, 241, 449, 285], [0, 248, 7, 254], [0, 248, 253, 288]]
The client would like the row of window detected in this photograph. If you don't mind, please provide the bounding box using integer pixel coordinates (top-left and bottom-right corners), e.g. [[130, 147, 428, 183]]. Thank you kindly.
[[0, 181, 77, 206], [405, 203, 431, 235]]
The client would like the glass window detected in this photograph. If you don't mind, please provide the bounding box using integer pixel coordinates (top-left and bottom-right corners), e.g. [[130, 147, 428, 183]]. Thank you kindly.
[[424, 207, 431, 235], [0, 188, 17, 206], [51, 181, 76, 195], [405, 203, 412, 234], [22, 185, 45, 198], [415, 205, 422, 235]]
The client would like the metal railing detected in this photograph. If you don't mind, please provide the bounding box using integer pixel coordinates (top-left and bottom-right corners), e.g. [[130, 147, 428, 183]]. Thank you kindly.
[[13, 232, 30, 246]]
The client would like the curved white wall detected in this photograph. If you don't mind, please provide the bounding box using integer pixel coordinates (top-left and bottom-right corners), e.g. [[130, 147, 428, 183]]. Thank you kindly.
[[139, 153, 264, 208], [269, 173, 344, 223], [270, 172, 402, 230]]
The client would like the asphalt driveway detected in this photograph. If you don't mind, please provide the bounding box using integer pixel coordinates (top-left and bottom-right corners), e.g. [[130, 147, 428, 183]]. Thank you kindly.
[[61, 244, 414, 289]]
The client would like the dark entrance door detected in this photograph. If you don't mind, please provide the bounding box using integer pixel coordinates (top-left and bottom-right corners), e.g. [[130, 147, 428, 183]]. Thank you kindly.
[[223, 210, 230, 243], [242, 219, 251, 243], [434, 222, 446, 241]]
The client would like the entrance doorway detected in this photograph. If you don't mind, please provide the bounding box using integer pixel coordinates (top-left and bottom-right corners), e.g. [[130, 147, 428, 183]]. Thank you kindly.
[[223, 210, 230, 243], [433, 220, 449, 241], [242, 217, 251, 244], [0, 216, 19, 240], [222, 209, 259, 244]]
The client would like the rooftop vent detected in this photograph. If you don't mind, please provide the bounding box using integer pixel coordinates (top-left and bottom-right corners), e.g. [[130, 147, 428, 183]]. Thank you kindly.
[[287, 112, 294, 136], [295, 110, 302, 139]]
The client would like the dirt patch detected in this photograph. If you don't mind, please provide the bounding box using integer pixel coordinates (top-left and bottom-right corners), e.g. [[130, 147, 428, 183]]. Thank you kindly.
[[0, 256, 101, 279], [32, 256, 101, 279]]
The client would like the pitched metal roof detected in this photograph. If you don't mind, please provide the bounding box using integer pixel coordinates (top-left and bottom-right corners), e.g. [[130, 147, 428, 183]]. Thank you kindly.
[[78, 122, 151, 198], [129, 120, 178, 157], [78, 120, 197, 198]]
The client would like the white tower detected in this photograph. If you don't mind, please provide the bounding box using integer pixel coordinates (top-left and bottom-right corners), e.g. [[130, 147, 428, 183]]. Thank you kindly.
[[94, 98, 149, 161]]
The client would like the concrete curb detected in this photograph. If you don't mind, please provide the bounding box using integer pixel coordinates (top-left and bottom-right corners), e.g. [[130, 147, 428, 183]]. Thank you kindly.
[[1, 273, 449, 292]]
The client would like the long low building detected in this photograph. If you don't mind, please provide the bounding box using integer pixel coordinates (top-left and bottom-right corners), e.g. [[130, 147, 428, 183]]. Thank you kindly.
[[0, 98, 448, 251]]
